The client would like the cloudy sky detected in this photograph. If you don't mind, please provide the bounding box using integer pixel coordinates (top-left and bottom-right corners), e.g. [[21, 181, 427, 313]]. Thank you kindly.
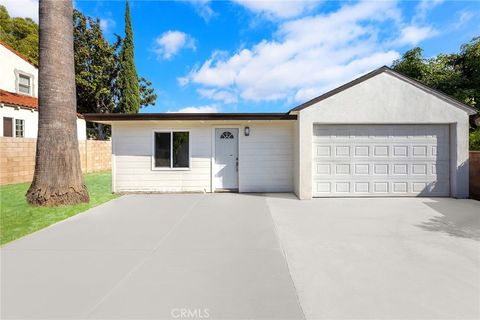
[[1, 0, 479, 113]]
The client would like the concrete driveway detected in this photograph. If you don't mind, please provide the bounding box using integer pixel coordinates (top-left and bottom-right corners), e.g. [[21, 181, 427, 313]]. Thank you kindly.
[[1, 194, 303, 319], [268, 196, 480, 319], [1, 194, 479, 319]]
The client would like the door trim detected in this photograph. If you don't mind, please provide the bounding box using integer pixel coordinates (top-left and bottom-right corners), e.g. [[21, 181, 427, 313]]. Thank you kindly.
[[211, 125, 241, 192]]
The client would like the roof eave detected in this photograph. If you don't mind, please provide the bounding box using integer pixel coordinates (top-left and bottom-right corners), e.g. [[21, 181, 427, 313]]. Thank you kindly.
[[83, 113, 297, 123], [288, 66, 478, 115]]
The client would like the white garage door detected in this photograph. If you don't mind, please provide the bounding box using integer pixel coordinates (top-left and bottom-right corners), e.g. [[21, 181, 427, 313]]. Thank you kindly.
[[312, 124, 450, 197]]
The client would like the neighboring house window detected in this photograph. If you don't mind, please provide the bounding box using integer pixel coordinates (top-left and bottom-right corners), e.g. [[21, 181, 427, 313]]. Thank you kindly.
[[3, 117, 13, 137], [154, 131, 190, 169], [15, 119, 25, 137], [18, 74, 32, 95]]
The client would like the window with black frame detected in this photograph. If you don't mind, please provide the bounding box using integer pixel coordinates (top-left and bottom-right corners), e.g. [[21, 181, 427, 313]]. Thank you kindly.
[[154, 131, 189, 168]]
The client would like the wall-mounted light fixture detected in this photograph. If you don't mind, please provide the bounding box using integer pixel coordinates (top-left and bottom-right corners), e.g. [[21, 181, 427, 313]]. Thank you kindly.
[[244, 126, 250, 136]]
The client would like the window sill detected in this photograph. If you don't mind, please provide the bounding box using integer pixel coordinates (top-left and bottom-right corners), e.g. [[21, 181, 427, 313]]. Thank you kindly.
[[152, 167, 191, 171]]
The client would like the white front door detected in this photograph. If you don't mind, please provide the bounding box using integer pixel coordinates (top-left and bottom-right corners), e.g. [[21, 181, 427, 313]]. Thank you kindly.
[[214, 128, 239, 190]]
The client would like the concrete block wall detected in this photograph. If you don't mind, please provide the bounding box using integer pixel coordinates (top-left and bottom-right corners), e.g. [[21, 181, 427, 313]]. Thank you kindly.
[[470, 151, 480, 200], [0, 137, 111, 185]]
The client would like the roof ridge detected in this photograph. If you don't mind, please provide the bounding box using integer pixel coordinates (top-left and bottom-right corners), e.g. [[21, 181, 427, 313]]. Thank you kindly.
[[288, 66, 477, 115]]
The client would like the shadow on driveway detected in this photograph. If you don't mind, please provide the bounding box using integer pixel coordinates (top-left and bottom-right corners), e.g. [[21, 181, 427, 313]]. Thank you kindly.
[[418, 199, 480, 241]]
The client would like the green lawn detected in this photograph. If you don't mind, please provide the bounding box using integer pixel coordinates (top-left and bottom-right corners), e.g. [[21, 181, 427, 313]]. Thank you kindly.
[[0, 172, 117, 245]]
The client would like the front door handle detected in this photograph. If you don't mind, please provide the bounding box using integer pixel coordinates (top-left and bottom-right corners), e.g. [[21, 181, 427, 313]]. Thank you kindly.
[[236, 157, 238, 172]]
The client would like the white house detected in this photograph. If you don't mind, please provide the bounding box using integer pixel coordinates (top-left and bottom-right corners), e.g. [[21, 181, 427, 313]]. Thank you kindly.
[[85, 66, 477, 199], [0, 41, 86, 139]]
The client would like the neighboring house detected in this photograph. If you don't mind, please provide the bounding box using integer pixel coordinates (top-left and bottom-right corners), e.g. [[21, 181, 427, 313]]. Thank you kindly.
[[0, 41, 86, 139], [85, 66, 477, 199]]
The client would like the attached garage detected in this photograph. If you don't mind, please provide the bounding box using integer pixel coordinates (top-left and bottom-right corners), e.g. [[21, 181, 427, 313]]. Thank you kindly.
[[312, 124, 450, 197], [292, 66, 476, 200]]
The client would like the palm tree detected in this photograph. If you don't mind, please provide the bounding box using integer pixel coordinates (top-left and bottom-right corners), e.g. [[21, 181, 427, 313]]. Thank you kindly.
[[26, 0, 89, 206]]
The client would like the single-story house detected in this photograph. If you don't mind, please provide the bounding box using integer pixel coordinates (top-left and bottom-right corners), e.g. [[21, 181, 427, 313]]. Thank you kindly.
[[85, 66, 477, 199]]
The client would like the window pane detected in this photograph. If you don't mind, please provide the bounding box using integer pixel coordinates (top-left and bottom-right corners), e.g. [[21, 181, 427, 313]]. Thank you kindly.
[[15, 119, 24, 137], [173, 132, 189, 168], [19, 84, 30, 94], [154, 132, 171, 167], [19, 75, 30, 85]]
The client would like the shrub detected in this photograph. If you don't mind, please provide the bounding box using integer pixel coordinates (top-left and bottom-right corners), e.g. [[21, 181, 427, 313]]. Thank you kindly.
[[470, 129, 480, 151]]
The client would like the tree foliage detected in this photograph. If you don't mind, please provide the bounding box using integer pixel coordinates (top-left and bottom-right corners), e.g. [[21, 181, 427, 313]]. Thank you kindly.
[[0, 5, 38, 65], [392, 37, 480, 150], [392, 37, 479, 109], [73, 10, 120, 139], [117, 0, 141, 114], [139, 77, 157, 107]]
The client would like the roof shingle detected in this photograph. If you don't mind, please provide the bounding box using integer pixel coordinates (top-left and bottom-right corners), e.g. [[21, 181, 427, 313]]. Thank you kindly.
[[0, 89, 38, 110]]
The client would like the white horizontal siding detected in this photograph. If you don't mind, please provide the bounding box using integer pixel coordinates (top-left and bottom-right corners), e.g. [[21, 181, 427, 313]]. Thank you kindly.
[[113, 122, 211, 192], [112, 121, 295, 193], [239, 123, 294, 192]]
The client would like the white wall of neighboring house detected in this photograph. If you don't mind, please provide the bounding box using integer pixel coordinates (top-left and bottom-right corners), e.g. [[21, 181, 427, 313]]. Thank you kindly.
[[0, 44, 38, 97], [0, 105, 87, 140], [0, 43, 86, 140]]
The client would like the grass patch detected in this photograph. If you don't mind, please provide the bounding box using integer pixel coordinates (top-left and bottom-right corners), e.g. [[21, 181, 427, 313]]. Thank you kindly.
[[0, 171, 117, 245]]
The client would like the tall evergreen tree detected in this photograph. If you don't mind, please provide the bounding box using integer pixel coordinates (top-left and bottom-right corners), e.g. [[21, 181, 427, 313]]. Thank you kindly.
[[117, 0, 140, 113]]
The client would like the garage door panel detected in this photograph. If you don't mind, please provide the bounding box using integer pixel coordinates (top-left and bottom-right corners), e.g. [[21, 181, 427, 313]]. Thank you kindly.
[[312, 124, 450, 197]]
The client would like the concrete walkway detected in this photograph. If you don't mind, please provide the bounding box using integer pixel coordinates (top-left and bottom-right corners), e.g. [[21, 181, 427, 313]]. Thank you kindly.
[[1, 194, 304, 319], [268, 196, 480, 319]]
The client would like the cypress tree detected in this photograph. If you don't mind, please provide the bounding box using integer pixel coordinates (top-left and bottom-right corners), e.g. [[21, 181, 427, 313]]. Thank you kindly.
[[118, 0, 140, 113]]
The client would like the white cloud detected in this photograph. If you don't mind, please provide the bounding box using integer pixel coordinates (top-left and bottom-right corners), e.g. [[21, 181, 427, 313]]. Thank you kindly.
[[414, 0, 443, 23], [99, 18, 116, 33], [182, 1, 404, 104], [153, 31, 196, 60], [453, 10, 474, 30], [396, 25, 438, 46], [1, 0, 38, 21], [232, 0, 321, 19], [185, 0, 215, 22], [197, 88, 238, 104], [169, 104, 220, 113]]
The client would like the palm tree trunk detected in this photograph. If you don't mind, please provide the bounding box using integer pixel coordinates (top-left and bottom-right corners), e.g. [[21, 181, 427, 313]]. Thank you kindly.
[[26, 0, 89, 206]]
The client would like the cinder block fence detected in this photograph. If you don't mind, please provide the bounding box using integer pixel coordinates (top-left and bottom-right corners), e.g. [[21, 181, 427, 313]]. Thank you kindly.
[[0, 137, 111, 185]]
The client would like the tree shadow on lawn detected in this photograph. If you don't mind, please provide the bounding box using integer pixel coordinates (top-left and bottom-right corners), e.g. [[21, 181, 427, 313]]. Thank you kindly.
[[418, 198, 480, 241]]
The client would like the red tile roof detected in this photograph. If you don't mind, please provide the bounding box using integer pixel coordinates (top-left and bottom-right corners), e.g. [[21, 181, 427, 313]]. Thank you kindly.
[[0, 89, 38, 110], [0, 89, 84, 119], [0, 40, 38, 67]]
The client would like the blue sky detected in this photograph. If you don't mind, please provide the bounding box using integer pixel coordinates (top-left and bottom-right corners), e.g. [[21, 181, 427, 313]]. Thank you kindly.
[[2, 0, 479, 113]]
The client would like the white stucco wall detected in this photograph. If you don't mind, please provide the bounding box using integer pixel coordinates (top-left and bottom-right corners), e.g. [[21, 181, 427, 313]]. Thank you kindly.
[[0, 105, 87, 140], [295, 71, 472, 199], [111, 121, 294, 193], [0, 44, 38, 97]]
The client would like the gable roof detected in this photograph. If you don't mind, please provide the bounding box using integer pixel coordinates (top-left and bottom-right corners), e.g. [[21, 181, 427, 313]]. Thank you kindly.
[[0, 89, 38, 110], [289, 66, 477, 115], [0, 41, 38, 68]]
